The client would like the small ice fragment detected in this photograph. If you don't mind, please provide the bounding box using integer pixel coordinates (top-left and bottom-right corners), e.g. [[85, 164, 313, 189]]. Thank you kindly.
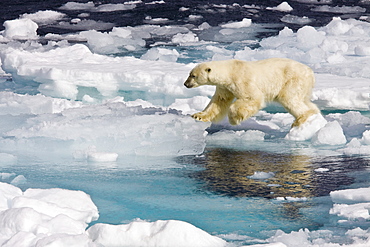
[[87, 152, 118, 162], [311, 121, 347, 146], [10, 175, 27, 185], [267, 2, 293, 12], [314, 168, 329, 172], [285, 114, 327, 141], [220, 18, 252, 28], [247, 171, 275, 180], [267, 184, 282, 187]]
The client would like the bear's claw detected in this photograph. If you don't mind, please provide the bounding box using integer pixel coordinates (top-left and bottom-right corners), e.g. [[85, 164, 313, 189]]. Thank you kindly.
[[191, 112, 211, 122]]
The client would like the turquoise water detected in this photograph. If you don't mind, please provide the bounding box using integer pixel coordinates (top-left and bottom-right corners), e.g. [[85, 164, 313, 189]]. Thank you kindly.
[[2, 149, 368, 245]]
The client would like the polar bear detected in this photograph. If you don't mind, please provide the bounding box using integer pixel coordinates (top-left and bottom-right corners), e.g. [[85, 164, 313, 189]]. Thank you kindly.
[[184, 58, 320, 127]]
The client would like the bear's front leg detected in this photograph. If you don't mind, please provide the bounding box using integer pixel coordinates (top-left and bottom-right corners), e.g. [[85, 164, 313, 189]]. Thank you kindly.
[[192, 87, 234, 123], [228, 98, 262, 125]]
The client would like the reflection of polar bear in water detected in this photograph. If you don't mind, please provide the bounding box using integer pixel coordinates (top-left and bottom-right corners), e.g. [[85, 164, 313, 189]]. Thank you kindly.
[[184, 58, 320, 127]]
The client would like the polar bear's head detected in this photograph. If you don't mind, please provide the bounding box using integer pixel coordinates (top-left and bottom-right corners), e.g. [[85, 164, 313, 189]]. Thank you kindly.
[[184, 63, 212, 88]]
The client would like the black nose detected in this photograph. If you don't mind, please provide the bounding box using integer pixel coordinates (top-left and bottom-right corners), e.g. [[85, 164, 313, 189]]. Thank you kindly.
[[184, 82, 192, 88]]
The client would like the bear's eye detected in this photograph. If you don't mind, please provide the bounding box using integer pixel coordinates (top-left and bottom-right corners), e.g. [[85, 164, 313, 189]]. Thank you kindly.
[[205, 68, 211, 73]]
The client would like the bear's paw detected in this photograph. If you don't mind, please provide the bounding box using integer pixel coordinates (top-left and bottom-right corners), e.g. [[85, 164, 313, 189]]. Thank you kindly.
[[191, 112, 212, 122]]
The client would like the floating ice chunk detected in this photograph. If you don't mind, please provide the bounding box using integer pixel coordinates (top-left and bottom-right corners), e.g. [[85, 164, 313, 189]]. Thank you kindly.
[[285, 114, 327, 141], [87, 152, 118, 162], [268, 229, 312, 246], [59, 1, 95, 11], [281, 15, 312, 25], [198, 22, 211, 30], [141, 47, 180, 62], [220, 18, 252, 28], [247, 171, 275, 180], [87, 220, 226, 247], [340, 138, 370, 155], [328, 111, 370, 128], [208, 130, 265, 143], [330, 203, 370, 220], [267, 2, 293, 12], [314, 168, 329, 172], [330, 187, 370, 204], [10, 175, 26, 186], [57, 19, 115, 31], [188, 15, 203, 21], [5, 100, 210, 156], [20, 10, 65, 25], [80, 28, 145, 54], [172, 32, 199, 44], [312, 5, 366, 13], [3, 18, 38, 40], [94, 3, 136, 12], [311, 121, 347, 146], [276, 197, 307, 201]]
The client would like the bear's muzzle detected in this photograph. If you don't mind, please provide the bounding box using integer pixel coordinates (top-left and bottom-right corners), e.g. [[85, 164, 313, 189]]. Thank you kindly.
[[184, 78, 195, 88]]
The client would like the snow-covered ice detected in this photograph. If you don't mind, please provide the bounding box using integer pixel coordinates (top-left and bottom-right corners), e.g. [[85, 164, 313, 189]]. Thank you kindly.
[[0, 182, 225, 247]]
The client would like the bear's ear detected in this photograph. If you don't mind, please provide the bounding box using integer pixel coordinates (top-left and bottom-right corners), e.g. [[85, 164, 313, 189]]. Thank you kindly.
[[205, 68, 211, 73]]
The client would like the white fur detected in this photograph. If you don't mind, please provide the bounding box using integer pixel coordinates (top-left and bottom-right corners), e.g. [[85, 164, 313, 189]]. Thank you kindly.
[[184, 58, 320, 126]]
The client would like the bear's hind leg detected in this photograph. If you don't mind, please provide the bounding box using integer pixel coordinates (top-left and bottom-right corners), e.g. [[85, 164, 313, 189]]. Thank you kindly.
[[291, 101, 320, 127], [279, 98, 320, 127]]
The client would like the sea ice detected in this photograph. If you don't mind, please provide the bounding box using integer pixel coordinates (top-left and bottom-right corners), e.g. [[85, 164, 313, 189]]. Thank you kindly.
[[220, 18, 252, 28], [3, 18, 38, 40], [311, 121, 347, 146], [285, 114, 327, 141], [330, 187, 370, 204], [87, 220, 226, 247], [20, 10, 66, 25], [267, 2, 293, 12], [141, 47, 180, 62], [1, 95, 210, 157], [311, 5, 366, 13]]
